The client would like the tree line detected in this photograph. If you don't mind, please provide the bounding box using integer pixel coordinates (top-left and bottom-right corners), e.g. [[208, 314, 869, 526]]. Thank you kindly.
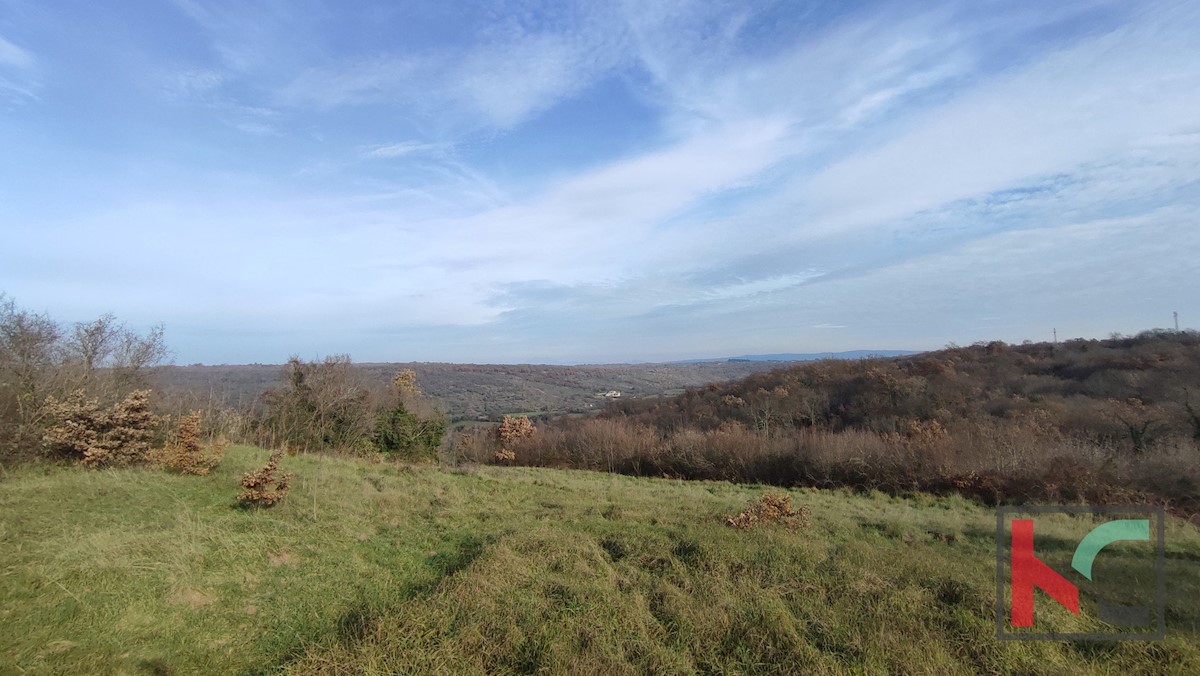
[[0, 294, 445, 467]]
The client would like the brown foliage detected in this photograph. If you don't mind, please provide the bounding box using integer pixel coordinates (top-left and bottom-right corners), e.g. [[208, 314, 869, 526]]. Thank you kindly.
[[496, 415, 535, 446], [1, 296, 169, 463], [726, 492, 810, 531], [42, 389, 159, 467], [156, 411, 226, 475], [237, 449, 293, 507], [392, 368, 419, 398], [490, 415, 535, 464]]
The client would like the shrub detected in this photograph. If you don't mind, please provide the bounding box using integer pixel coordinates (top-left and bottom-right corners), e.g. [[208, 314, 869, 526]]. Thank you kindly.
[[1, 296, 169, 464], [255, 355, 376, 453], [726, 492, 810, 531], [443, 427, 494, 466], [496, 415, 535, 446], [41, 390, 103, 461], [156, 411, 226, 476], [254, 360, 447, 460], [491, 415, 535, 464], [42, 389, 159, 467], [237, 449, 293, 507], [374, 404, 445, 461]]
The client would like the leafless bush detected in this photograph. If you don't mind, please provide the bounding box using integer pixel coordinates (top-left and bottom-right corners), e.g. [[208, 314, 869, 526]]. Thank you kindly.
[[443, 427, 496, 466], [255, 355, 377, 453], [1, 296, 64, 457], [1, 295, 169, 463]]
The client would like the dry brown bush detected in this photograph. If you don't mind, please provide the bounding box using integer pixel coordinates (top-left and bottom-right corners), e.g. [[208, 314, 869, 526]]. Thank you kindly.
[[1, 297, 168, 463], [491, 415, 535, 464], [156, 411, 226, 476], [566, 418, 658, 472], [237, 449, 293, 507], [418, 331, 1200, 514], [800, 429, 890, 466], [726, 492, 810, 531], [40, 390, 102, 461], [42, 389, 159, 467], [496, 415, 535, 446]]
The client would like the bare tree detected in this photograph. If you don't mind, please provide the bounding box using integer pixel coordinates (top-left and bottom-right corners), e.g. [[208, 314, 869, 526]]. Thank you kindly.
[[112, 324, 168, 390], [0, 296, 62, 438], [66, 313, 121, 372], [258, 355, 377, 453], [1, 294, 170, 461]]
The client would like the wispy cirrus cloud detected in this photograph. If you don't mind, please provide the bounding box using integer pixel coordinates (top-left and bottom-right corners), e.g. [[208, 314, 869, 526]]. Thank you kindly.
[[0, 34, 38, 103], [159, 64, 282, 136], [384, 0, 1200, 357], [4, 0, 1198, 363], [164, 68, 224, 98], [167, 0, 321, 74], [619, 0, 979, 132], [276, 9, 630, 131], [0, 34, 33, 68], [168, 1, 634, 139], [791, 6, 1200, 238], [362, 141, 448, 159]]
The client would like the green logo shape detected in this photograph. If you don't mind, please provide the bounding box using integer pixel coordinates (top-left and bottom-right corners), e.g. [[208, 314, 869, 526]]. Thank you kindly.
[[1071, 519, 1150, 580]]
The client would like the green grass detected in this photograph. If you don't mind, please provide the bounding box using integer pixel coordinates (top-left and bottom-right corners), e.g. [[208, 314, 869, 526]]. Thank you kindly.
[[2, 446, 1198, 674]]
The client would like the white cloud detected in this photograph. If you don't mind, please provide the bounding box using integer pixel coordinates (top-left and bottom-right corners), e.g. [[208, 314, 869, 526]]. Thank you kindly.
[[8, 0, 1199, 362], [700, 271, 825, 302], [166, 68, 224, 98], [363, 141, 447, 159], [619, 1, 977, 133], [159, 64, 282, 135], [0, 34, 37, 103], [815, 205, 1200, 341], [790, 1, 1200, 237], [276, 55, 418, 109], [275, 4, 631, 131], [407, 116, 796, 289], [0, 35, 33, 68], [168, 0, 319, 74]]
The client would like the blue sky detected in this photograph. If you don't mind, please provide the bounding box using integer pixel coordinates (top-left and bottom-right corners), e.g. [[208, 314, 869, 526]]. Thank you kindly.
[[2, 0, 1198, 364]]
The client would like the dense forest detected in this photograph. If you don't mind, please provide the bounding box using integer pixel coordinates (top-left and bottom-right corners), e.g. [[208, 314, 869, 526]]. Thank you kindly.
[[472, 331, 1200, 516]]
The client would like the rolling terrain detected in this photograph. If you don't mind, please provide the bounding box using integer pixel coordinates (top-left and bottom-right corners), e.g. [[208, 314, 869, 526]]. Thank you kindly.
[[3, 446, 1197, 674], [152, 358, 872, 421]]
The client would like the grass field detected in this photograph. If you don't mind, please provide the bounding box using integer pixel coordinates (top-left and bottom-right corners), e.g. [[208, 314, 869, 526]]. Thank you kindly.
[[2, 446, 1198, 674]]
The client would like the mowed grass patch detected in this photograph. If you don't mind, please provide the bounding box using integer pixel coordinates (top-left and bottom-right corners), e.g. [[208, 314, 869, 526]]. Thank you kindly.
[[0, 446, 1197, 674]]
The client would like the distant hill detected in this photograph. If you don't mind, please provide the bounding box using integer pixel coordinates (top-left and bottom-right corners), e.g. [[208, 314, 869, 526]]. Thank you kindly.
[[616, 333, 1200, 437], [682, 350, 921, 363], [152, 359, 805, 422], [533, 329, 1200, 515]]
